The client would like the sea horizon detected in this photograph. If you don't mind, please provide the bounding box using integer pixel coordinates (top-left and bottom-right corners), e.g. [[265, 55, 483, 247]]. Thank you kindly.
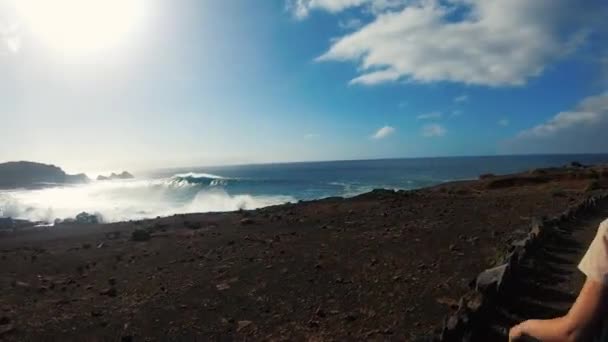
[[141, 152, 608, 177], [3, 153, 608, 224]]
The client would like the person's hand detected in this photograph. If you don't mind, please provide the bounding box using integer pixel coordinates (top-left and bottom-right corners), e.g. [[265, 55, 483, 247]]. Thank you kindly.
[[509, 322, 525, 341]]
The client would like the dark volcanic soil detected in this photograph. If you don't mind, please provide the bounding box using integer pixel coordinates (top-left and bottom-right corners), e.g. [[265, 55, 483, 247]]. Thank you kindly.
[[0, 166, 607, 341]]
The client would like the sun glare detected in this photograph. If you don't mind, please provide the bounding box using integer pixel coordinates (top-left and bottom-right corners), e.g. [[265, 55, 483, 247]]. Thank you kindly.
[[13, 0, 147, 57]]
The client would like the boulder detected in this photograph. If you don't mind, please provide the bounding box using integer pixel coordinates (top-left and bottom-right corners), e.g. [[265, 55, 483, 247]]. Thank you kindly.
[[0, 217, 14, 230], [475, 263, 509, 295], [75, 212, 101, 224], [131, 229, 151, 242], [567, 161, 584, 168]]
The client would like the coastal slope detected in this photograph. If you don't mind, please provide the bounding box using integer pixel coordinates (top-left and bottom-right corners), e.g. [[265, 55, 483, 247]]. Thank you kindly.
[[0, 165, 606, 340]]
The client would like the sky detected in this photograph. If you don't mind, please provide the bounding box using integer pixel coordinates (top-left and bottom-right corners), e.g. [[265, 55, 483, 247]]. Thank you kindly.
[[0, 0, 607, 173]]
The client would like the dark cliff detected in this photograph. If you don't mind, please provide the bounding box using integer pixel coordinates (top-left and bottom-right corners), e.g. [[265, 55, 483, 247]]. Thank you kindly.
[[0, 161, 89, 189]]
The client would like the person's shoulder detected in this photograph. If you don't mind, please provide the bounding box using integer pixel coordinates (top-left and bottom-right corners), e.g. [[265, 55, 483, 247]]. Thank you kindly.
[[598, 219, 608, 235]]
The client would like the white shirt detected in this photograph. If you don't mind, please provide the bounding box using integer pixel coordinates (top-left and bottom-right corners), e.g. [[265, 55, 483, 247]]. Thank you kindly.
[[579, 219, 608, 285]]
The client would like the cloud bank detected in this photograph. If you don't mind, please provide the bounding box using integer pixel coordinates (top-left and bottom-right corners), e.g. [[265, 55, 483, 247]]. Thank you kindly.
[[505, 93, 608, 153], [297, 0, 605, 86]]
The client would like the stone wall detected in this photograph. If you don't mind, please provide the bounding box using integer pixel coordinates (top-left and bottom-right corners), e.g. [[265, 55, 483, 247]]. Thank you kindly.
[[420, 192, 608, 342]]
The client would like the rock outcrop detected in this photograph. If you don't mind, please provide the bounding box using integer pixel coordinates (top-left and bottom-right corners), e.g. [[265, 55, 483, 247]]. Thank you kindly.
[[96, 171, 134, 181], [0, 161, 89, 189]]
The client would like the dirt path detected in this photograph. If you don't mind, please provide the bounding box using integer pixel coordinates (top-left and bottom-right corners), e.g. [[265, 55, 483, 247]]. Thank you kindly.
[[475, 200, 608, 340]]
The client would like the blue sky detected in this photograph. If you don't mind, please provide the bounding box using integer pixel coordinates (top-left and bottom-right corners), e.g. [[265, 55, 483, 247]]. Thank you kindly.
[[0, 0, 607, 172]]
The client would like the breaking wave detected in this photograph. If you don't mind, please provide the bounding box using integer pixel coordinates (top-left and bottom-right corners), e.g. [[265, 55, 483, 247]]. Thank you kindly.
[[0, 172, 294, 224]]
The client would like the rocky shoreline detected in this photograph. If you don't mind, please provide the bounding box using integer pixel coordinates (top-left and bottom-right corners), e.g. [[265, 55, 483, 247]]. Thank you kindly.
[[0, 165, 607, 340]]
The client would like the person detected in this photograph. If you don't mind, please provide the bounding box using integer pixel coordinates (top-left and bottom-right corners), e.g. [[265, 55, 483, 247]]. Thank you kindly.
[[509, 219, 608, 341]]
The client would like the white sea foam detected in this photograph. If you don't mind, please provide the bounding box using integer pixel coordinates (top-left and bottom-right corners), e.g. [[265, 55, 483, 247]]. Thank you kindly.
[[0, 176, 293, 224], [173, 172, 227, 179]]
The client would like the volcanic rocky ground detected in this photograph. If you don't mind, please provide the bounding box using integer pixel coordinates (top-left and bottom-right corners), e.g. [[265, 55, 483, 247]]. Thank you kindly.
[[0, 165, 607, 341]]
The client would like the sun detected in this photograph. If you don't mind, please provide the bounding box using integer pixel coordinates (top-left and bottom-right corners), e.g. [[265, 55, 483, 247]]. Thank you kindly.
[[13, 0, 147, 57]]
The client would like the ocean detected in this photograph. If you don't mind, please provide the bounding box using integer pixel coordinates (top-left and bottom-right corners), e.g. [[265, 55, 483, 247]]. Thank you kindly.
[[2, 154, 608, 223]]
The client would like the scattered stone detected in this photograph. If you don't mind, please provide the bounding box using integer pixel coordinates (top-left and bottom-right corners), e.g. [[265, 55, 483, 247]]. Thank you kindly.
[[237, 320, 253, 332], [216, 283, 230, 291], [240, 218, 254, 225], [91, 310, 103, 317], [308, 320, 320, 328], [436, 297, 460, 309], [315, 308, 326, 318], [344, 313, 357, 322], [0, 324, 14, 337], [13, 281, 31, 289], [0, 317, 10, 325], [106, 231, 121, 240], [99, 287, 117, 297], [82, 243, 92, 249]]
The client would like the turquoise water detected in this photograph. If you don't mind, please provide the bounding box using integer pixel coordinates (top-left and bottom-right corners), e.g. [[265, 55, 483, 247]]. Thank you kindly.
[[153, 154, 608, 201]]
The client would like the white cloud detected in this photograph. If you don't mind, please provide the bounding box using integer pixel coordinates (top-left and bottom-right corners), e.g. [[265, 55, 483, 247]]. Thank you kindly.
[[287, 0, 408, 18], [311, 0, 604, 86], [371, 125, 395, 139], [304, 133, 320, 139], [422, 123, 446, 137], [417, 111, 442, 120], [498, 118, 509, 126], [505, 93, 608, 153], [287, 0, 370, 19], [339, 18, 363, 31], [454, 94, 468, 103]]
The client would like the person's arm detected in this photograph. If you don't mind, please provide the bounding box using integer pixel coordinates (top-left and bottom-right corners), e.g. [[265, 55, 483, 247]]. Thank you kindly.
[[509, 277, 607, 341]]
